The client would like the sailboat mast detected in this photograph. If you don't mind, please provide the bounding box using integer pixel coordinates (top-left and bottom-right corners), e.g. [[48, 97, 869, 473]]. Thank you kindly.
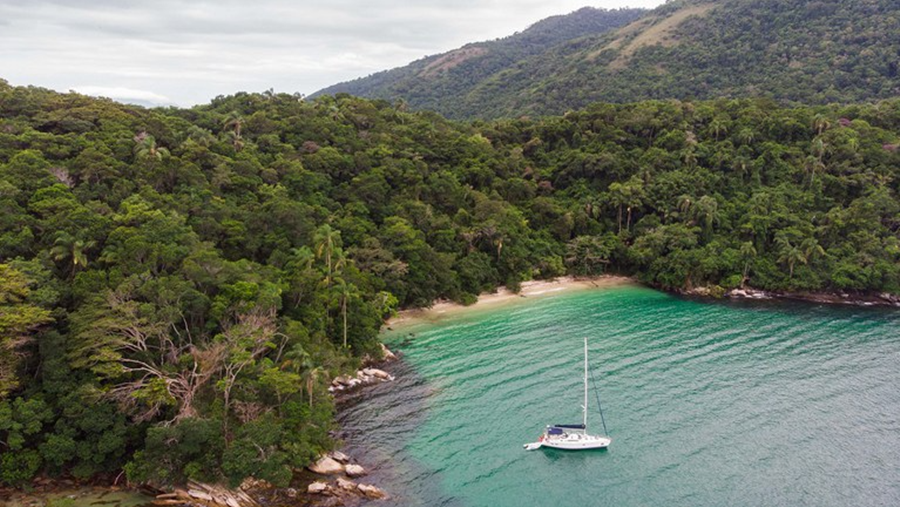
[[583, 337, 588, 430]]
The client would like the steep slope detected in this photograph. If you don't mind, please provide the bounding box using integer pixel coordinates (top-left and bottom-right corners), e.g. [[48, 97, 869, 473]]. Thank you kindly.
[[311, 7, 646, 115], [315, 0, 900, 119]]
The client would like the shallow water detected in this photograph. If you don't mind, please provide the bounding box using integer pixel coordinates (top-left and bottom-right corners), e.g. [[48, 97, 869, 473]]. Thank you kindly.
[[339, 286, 900, 507]]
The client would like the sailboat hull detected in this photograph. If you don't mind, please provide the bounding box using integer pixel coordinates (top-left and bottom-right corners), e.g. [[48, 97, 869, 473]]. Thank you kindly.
[[540, 433, 611, 450]]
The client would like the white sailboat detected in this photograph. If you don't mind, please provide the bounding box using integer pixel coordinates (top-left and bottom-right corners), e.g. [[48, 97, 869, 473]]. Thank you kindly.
[[524, 337, 611, 451]]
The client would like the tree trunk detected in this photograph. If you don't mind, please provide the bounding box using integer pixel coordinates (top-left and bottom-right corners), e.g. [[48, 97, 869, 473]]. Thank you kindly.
[[617, 205, 623, 234], [342, 294, 348, 348]]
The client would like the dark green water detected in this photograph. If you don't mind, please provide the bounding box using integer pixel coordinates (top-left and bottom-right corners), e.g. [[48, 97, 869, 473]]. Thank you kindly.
[[339, 286, 900, 507]]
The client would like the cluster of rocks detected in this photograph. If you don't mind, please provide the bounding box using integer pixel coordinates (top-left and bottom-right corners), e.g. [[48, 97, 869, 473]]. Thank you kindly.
[[681, 285, 900, 308], [328, 344, 398, 394], [154, 480, 260, 507], [728, 287, 900, 307], [877, 293, 900, 306], [307, 452, 387, 501], [327, 367, 395, 393], [726, 288, 772, 300]]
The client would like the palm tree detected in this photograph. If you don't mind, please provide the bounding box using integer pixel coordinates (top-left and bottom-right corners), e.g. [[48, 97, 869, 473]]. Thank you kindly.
[[133, 132, 169, 161], [813, 113, 831, 135], [299, 356, 323, 408], [608, 182, 627, 234], [226, 131, 245, 152], [683, 148, 698, 169], [801, 237, 825, 264], [222, 111, 245, 152], [709, 117, 728, 141], [775, 235, 807, 279], [333, 277, 359, 349], [811, 137, 827, 161], [314, 225, 342, 287], [804, 155, 825, 187], [739, 241, 757, 286], [693, 195, 720, 237], [609, 177, 644, 233], [222, 111, 243, 138], [50, 232, 96, 276], [676, 194, 693, 222]]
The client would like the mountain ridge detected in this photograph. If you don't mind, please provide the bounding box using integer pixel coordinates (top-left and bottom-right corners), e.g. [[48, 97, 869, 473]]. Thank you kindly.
[[314, 0, 900, 119], [311, 6, 647, 114]]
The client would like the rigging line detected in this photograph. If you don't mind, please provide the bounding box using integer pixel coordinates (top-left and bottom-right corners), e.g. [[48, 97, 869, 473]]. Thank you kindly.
[[588, 364, 610, 436]]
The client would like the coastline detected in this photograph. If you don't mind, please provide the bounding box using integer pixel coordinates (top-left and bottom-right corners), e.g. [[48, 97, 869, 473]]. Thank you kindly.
[[386, 275, 635, 329], [679, 285, 900, 308], [10, 276, 897, 507]]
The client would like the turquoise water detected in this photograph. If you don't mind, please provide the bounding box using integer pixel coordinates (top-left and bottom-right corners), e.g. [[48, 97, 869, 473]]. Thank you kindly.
[[338, 286, 900, 507]]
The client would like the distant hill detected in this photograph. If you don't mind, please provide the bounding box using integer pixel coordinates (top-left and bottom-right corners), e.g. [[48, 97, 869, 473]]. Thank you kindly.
[[314, 0, 900, 119], [311, 6, 646, 115]]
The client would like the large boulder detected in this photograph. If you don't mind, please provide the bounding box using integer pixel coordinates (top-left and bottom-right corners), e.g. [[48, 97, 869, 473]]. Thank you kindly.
[[308, 456, 345, 475], [344, 464, 367, 477]]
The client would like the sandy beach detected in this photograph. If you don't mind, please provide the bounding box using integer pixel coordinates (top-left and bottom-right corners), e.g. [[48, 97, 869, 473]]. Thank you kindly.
[[386, 275, 635, 328]]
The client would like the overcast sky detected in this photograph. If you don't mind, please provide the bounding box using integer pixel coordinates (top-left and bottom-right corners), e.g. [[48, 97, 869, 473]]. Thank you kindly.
[[0, 0, 665, 107]]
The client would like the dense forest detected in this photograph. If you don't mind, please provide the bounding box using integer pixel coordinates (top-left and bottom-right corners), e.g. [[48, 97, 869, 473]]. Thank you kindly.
[[317, 0, 900, 119], [1, 78, 900, 488]]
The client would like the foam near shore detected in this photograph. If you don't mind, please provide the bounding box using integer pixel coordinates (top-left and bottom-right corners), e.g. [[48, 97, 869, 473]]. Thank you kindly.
[[386, 275, 634, 329]]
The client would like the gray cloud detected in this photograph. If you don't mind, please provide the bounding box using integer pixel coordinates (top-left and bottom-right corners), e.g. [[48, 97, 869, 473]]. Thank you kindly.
[[0, 0, 664, 106]]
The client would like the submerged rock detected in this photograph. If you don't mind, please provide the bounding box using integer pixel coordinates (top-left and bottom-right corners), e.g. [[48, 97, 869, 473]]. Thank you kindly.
[[357, 483, 387, 499], [309, 456, 345, 475]]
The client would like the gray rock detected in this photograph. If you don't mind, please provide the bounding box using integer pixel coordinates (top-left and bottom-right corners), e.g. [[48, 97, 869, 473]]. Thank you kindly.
[[344, 464, 367, 477], [309, 456, 344, 475], [336, 478, 356, 491], [307, 481, 328, 494], [381, 343, 398, 361], [329, 450, 350, 463], [357, 483, 387, 499]]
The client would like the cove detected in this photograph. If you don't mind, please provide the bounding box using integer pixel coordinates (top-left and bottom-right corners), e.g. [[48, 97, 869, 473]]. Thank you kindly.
[[340, 285, 900, 507]]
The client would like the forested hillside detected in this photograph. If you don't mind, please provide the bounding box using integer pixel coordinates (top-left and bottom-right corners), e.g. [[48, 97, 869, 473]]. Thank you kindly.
[[1, 79, 900, 488], [316, 0, 900, 119], [311, 6, 645, 113]]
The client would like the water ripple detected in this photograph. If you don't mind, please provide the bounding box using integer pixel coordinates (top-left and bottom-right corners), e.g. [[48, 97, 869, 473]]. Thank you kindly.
[[342, 287, 900, 507]]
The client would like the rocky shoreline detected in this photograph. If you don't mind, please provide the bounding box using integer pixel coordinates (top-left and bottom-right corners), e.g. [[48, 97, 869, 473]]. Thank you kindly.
[[680, 285, 900, 308], [296, 344, 400, 506]]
